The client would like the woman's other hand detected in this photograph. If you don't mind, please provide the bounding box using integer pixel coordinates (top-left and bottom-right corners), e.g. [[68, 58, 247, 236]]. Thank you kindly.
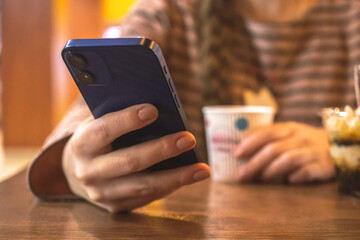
[[234, 122, 335, 184]]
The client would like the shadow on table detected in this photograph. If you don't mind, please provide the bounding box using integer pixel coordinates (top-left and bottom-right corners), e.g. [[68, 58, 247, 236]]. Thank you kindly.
[[70, 202, 206, 239], [27, 200, 205, 239]]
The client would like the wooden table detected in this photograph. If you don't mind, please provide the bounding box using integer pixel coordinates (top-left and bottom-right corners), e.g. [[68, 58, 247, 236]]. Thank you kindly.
[[1, 171, 360, 239]]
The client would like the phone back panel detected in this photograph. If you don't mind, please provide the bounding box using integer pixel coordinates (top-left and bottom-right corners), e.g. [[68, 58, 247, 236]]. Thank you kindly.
[[62, 38, 199, 171]]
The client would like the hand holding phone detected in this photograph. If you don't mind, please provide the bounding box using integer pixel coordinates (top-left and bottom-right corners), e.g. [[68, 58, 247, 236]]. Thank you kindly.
[[62, 37, 200, 170], [62, 103, 209, 212], [60, 38, 210, 212]]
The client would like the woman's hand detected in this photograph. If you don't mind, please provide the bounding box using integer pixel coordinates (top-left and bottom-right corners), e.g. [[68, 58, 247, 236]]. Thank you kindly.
[[62, 103, 210, 213], [234, 122, 335, 184]]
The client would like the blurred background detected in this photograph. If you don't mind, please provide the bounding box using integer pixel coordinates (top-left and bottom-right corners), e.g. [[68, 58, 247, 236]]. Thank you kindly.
[[0, 0, 135, 179], [1, 0, 135, 147]]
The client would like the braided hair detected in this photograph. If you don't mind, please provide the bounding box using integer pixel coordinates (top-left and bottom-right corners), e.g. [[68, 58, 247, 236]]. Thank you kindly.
[[198, 0, 237, 105], [198, 0, 259, 106], [195, 1, 261, 161]]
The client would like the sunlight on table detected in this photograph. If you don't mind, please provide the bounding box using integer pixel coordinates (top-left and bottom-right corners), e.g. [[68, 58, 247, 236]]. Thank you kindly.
[[0, 145, 38, 183]]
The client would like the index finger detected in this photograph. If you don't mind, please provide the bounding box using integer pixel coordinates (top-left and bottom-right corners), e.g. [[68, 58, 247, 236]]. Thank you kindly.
[[234, 123, 293, 158], [83, 131, 197, 182], [71, 103, 158, 156]]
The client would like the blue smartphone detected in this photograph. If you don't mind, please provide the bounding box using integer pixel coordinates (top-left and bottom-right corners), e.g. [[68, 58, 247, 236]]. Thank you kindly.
[[61, 37, 199, 171]]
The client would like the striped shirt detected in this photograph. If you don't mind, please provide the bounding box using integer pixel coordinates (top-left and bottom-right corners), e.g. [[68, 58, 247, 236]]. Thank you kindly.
[[121, 0, 359, 158], [28, 0, 360, 199]]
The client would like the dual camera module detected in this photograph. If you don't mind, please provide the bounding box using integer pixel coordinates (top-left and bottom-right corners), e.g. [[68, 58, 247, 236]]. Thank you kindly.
[[65, 52, 95, 84]]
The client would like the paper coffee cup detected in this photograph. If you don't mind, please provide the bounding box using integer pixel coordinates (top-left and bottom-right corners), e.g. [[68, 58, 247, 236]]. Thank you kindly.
[[202, 105, 275, 182]]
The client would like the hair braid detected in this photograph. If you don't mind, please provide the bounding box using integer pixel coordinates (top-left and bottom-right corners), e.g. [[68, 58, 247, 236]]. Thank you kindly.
[[198, 0, 238, 106]]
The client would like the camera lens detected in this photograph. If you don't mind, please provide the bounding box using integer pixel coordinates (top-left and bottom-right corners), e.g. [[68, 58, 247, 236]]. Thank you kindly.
[[76, 71, 95, 84], [65, 52, 86, 68]]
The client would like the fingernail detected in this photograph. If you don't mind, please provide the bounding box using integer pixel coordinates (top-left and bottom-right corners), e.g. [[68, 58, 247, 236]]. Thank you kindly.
[[176, 134, 196, 150], [138, 105, 157, 122], [193, 170, 210, 181]]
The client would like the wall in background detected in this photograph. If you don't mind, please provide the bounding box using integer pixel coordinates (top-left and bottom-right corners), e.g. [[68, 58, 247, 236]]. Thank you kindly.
[[1, 0, 103, 146], [1, 0, 136, 147], [102, 0, 135, 25], [2, 0, 53, 146]]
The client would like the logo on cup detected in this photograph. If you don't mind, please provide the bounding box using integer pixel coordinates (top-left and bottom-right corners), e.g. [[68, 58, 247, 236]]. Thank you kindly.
[[210, 125, 239, 153], [235, 117, 248, 131]]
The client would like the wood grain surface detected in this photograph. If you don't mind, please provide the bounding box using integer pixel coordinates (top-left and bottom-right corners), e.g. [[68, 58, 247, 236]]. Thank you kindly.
[[1, 171, 360, 239]]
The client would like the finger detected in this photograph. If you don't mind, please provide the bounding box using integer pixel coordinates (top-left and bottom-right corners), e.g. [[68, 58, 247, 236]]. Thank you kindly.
[[288, 162, 334, 184], [112, 164, 210, 212], [71, 103, 158, 156], [85, 163, 210, 203], [259, 148, 315, 181], [234, 123, 293, 158], [237, 136, 302, 182], [80, 184, 160, 213], [82, 131, 197, 182]]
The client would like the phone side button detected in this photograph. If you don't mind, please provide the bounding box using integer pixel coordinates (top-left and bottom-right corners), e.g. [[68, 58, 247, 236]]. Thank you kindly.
[[163, 65, 168, 74], [174, 94, 180, 108], [168, 78, 174, 93]]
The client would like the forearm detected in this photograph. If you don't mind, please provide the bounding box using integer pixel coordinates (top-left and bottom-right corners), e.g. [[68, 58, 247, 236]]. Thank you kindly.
[[27, 97, 91, 200]]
